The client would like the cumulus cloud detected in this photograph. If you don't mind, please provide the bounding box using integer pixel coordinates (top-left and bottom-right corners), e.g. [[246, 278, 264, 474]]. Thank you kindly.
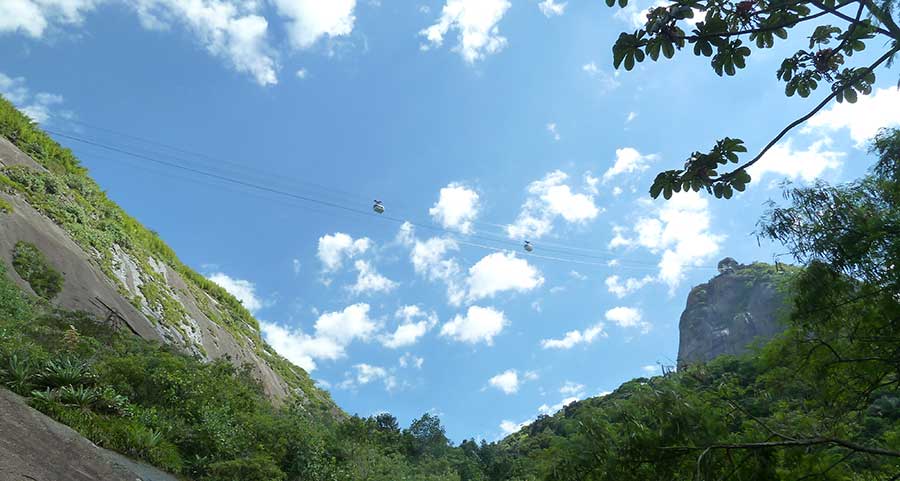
[[748, 138, 844, 184], [466, 252, 544, 302], [642, 364, 659, 374], [339, 363, 396, 391], [318, 232, 371, 272], [499, 419, 530, 436], [270, 0, 356, 49], [488, 369, 521, 394], [419, 0, 511, 63], [605, 275, 653, 298], [260, 303, 376, 371], [611, 192, 724, 289], [400, 223, 466, 305], [0, 0, 99, 38], [429, 183, 480, 234], [399, 352, 425, 369], [626, 111, 637, 123], [605, 306, 650, 333], [507, 170, 601, 240], [207, 272, 263, 313], [382, 305, 437, 349], [0, 72, 70, 124], [559, 381, 584, 396], [348, 260, 397, 295], [538, 0, 566, 17], [540, 323, 606, 349], [805, 87, 900, 147], [131, 0, 278, 86], [441, 305, 508, 345], [603, 147, 658, 181]]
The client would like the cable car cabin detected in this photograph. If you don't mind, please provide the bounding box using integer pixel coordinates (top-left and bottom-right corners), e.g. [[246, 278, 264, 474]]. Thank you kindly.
[[373, 200, 385, 214], [523, 241, 534, 252]]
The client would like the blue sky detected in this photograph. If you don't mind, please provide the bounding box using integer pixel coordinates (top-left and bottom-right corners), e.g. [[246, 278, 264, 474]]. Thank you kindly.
[[2, 0, 899, 442]]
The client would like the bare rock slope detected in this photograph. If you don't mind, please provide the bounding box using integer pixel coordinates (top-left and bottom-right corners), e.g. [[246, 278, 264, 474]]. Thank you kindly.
[[0, 388, 179, 481], [0, 133, 336, 415], [677, 258, 794, 366]]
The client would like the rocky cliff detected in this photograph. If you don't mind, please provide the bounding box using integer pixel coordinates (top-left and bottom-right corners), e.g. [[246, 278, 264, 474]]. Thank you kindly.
[[0, 98, 338, 417], [677, 258, 795, 366]]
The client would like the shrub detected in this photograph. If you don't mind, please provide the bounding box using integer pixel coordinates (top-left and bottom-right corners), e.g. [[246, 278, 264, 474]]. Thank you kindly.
[[203, 454, 286, 481], [0, 197, 11, 214], [0, 353, 36, 394], [11, 241, 63, 300], [36, 357, 96, 389]]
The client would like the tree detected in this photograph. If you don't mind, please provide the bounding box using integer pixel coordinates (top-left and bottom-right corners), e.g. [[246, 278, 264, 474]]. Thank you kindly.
[[405, 413, 451, 458], [604, 0, 900, 198]]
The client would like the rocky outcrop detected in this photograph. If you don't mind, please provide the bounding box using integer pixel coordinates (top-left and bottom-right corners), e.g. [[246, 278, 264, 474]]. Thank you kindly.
[[677, 258, 794, 366], [0, 388, 180, 481]]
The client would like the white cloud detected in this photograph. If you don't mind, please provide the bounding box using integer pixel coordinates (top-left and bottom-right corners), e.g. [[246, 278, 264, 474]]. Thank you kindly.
[[582, 61, 620, 93], [132, 0, 278, 86], [546, 122, 561, 141], [538, 0, 566, 17], [441, 305, 508, 345], [382, 305, 437, 348], [270, 0, 356, 49], [537, 396, 580, 415], [317, 232, 371, 272], [207, 272, 263, 313], [296, 68, 308, 79], [611, 192, 724, 289], [540, 323, 605, 349], [399, 352, 425, 369], [466, 252, 544, 302], [805, 87, 900, 147], [626, 111, 637, 123], [507, 170, 601, 240], [605, 275, 653, 298], [419, 0, 511, 63], [559, 381, 584, 396], [614, 0, 668, 29], [403, 224, 466, 304], [0, 72, 68, 124], [605, 306, 650, 333], [429, 183, 480, 234], [583, 172, 599, 194], [603, 147, 658, 181], [292, 258, 302, 274], [0, 0, 99, 38], [499, 419, 531, 436], [260, 303, 376, 371], [612, 186, 624, 196], [339, 363, 396, 391], [642, 364, 659, 374], [569, 270, 588, 281], [748, 137, 844, 184], [348, 260, 397, 295], [489, 369, 521, 394]]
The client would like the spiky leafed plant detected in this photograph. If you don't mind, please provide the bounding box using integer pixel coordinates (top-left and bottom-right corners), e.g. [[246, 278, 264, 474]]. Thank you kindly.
[[36, 357, 96, 389], [57, 385, 101, 409], [0, 353, 37, 395]]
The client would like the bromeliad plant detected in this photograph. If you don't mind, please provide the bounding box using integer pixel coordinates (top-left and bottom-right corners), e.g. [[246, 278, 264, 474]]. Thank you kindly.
[[605, 0, 900, 198]]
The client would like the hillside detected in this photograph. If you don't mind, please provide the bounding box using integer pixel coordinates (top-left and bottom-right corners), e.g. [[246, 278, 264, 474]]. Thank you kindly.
[[0, 96, 336, 416]]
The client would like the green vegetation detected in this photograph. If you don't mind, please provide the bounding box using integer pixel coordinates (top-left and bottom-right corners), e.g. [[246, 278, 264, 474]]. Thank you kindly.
[[0, 95, 331, 413], [1, 101, 899, 479], [601, 0, 900, 196], [12, 241, 63, 299], [0, 197, 11, 213]]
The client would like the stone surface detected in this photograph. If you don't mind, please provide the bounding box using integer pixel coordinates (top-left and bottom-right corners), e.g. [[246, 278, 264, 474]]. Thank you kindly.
[[677, 259, 793, 366], [0, 388, 180, 481]]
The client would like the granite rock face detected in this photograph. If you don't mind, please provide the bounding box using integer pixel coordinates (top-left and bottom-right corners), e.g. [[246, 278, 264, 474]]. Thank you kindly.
[[677, 259, 793, 366]]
